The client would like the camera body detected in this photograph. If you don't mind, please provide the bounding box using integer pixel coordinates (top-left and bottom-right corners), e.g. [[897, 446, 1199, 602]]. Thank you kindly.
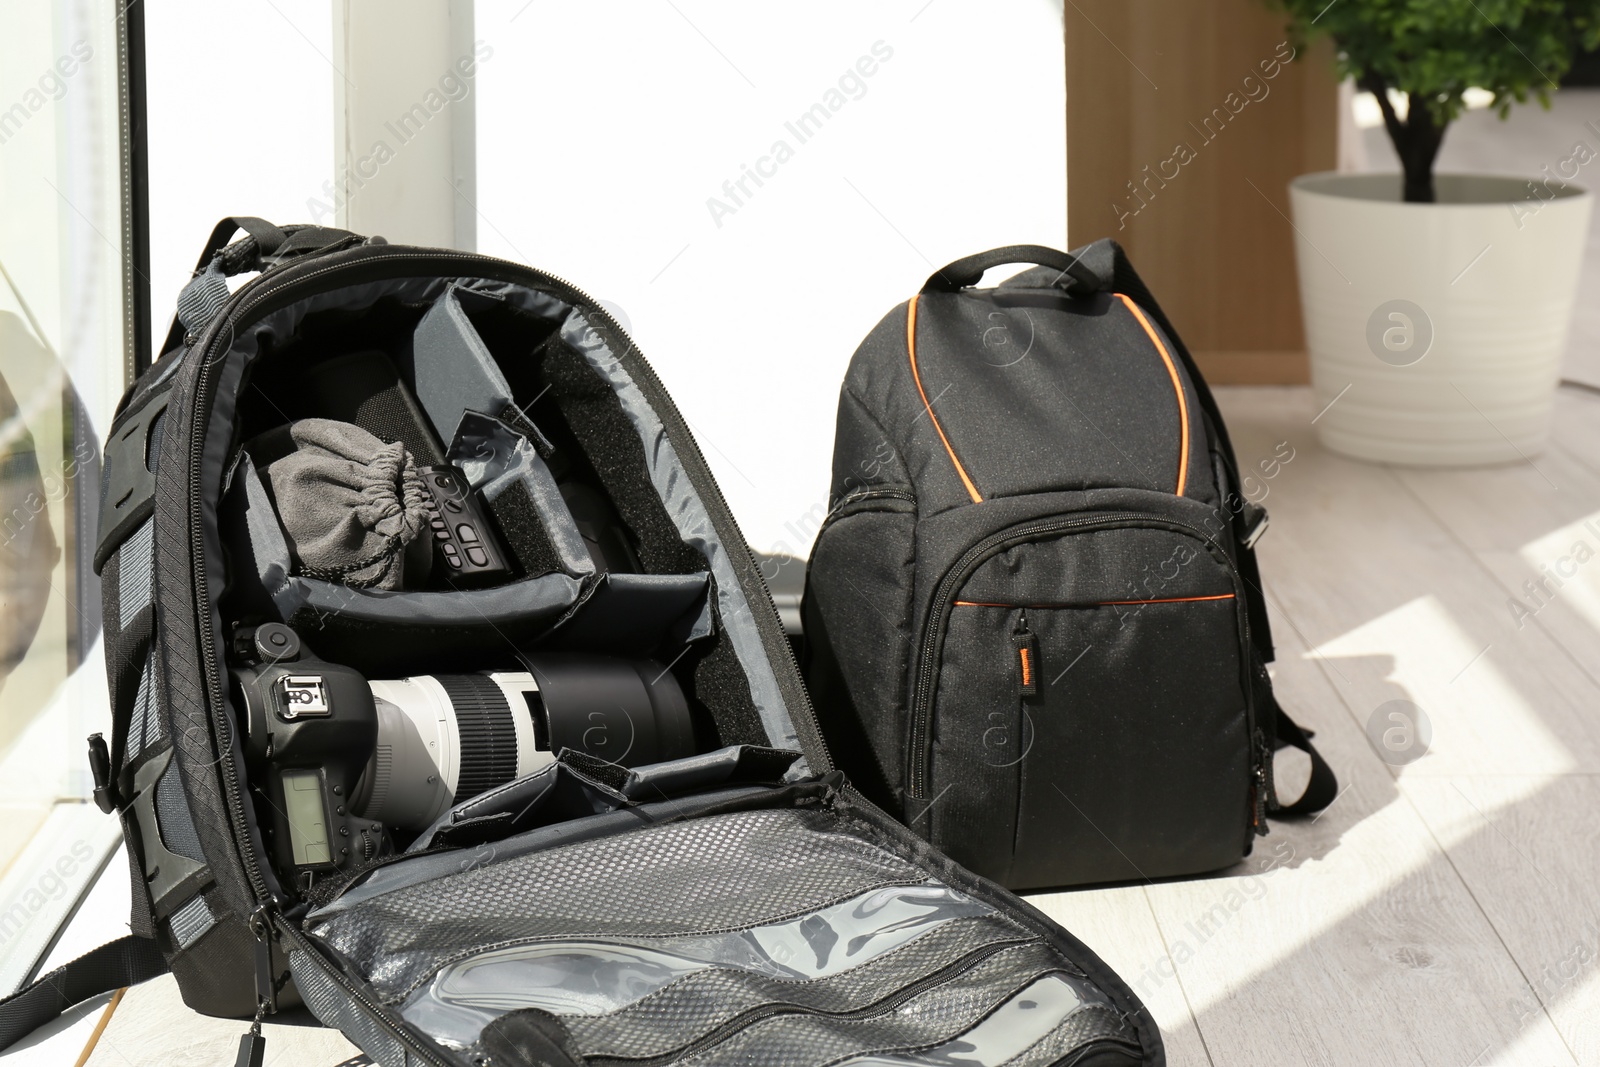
[[232, 635, 389, 887], [229, 622, 698, 892]]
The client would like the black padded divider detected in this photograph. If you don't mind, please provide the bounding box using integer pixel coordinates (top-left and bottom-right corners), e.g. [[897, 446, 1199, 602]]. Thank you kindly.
[[488, 479, 562, 580], [543, 343, 705, 575], [235, 302, 444, 465], [684, 595, 768, 749], [494, 327, 705, 577], [539, 571, 710, 657]]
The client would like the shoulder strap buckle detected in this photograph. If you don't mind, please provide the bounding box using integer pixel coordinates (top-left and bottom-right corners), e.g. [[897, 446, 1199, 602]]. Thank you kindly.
[[93, 388, 170, 575], [1239, 501, 1269, 551]]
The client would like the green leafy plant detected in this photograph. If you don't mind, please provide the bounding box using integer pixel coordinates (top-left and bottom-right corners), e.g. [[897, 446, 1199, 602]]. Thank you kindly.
[[1268, 0, 1600, 201]]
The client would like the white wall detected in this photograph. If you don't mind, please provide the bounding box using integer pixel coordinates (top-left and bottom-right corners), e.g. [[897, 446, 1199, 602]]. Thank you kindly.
[[144, 0, 334, 355], [475, 1, 1067, 557]]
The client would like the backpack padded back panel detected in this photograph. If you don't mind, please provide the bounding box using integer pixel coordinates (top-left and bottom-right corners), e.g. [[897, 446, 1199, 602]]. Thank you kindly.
[[804, 240, 1334, 891]]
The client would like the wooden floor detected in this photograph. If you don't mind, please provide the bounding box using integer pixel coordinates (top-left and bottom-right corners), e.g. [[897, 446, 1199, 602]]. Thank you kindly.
[[1032, 385, 1600, 1067]]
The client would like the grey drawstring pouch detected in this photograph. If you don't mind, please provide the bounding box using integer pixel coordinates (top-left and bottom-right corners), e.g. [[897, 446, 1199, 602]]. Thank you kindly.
[[262, 419, 430, 590]]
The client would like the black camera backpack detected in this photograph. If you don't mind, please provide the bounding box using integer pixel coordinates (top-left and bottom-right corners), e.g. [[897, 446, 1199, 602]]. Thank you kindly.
[[0, 220, 1164, 1067], [803, 241, 1337, 891]]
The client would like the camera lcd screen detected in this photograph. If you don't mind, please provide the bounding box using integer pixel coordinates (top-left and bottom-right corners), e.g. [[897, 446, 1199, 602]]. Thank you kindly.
[[282, 769, 331, 866]]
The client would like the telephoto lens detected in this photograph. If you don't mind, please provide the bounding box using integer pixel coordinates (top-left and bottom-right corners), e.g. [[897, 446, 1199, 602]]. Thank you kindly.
[[231, 624, 697, 883], [355, 655, 695, 832]]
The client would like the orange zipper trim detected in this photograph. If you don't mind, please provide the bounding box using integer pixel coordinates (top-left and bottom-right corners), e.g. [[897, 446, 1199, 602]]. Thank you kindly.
[[907, 294, 983, 504], [1098, 593, 1235, 606], [1018, 645, 1033, 687], [954, 593, 1235, 607], [1114, 293, 1190, 497]]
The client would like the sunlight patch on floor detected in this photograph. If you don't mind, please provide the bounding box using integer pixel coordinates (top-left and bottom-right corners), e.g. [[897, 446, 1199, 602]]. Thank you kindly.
[[1517, 509, 1600, 640], [1315, 594, 1576, 776]]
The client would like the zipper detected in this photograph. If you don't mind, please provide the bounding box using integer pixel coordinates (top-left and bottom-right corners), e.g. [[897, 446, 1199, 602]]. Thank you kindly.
[[814, 485, 917, 546], [590, 939, 1036, 1067], [906, 512, 1255, 800], [272, 917, 461, 1067], [181, 244, 824, 1063], [829, 485, 916, 514]]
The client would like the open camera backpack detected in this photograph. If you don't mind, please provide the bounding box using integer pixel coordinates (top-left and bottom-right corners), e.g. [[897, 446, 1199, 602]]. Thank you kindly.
[[803, 241, 1337, 891], [0, 220, 1164, 1067]]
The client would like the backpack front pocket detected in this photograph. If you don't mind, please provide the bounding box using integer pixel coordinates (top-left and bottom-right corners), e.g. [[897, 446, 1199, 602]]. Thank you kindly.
[[916, 518, 1253, 889]]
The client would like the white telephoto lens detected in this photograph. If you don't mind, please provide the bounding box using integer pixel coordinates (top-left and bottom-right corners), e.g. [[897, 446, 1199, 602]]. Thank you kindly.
[[355, 672, 553, 833]]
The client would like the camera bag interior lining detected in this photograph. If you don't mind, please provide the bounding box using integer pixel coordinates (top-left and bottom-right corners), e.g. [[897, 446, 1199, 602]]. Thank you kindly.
[[83, 237, 1160, 1067], [221, 278, 735, 682]]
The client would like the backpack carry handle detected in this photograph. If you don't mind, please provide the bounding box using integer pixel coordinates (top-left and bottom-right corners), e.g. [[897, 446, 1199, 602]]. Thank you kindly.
[[157, 217, 369, 357], [923, 244, 1101, 295], [188, 216, 365, 279]]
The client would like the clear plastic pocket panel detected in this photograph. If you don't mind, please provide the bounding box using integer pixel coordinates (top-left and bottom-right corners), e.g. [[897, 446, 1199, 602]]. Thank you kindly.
[[833, 975, 1109, 1067], [310, 807, 1137, 1065], [400, 884, 1001, 1047]]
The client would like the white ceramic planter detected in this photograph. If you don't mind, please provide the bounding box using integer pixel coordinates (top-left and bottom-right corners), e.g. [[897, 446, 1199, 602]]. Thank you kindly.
[[1289, 172, 1591, 465]]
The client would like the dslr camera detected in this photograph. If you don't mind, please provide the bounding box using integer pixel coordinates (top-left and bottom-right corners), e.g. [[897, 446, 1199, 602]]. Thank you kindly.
[[229, 622, 695, 889]]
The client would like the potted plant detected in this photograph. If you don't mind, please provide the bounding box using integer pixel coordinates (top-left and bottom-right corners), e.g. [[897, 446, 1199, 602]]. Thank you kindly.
[[1269, 0, 1598, 465]]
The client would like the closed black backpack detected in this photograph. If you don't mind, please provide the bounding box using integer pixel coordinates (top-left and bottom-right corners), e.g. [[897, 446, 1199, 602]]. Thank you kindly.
[[0, 221, 1164, 1067], [803, 241, 1336, 891]]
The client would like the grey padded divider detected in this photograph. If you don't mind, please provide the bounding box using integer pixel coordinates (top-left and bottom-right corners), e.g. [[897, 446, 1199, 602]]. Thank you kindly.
[[448, 411, 592, 577], [117, 519, 154, 629], [238, 451, 582, 628], [168, 892, 216, 949], [411, 284, 519, 446]]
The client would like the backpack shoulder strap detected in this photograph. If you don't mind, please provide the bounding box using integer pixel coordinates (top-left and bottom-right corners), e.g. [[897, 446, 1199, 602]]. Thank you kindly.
[[1067, 239, 1275, 646], [0, 936, 168, 1052], [1072, 240, 1339, 818], [1272, 708, 1340, 816]]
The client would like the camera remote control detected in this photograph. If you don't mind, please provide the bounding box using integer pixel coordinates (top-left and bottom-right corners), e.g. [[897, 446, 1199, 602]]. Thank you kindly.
[[417, 464, 512, 588]]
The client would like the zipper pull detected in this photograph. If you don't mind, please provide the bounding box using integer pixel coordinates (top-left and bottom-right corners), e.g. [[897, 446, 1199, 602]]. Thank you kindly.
[[1251, 729, 1272, 836], [249, 904, 279, 1015], [817, 769, 846, 807], [234, 1009, 266, 1067], [239, 903, 279, 1067], [1013, 611, 1038, 699]]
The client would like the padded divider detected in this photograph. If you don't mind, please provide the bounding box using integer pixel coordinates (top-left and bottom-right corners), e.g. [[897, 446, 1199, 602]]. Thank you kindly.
[[242, 346, 446, 468], [487, 483, 563, 581], [528, 339, 706, 575], [539, 571, 712, 656], [407, 285, 521, 447], [407, 745, 803, 853], [411, 760, 632, 852], [231, 451, 582, 670], [448, 411, 592, 579]]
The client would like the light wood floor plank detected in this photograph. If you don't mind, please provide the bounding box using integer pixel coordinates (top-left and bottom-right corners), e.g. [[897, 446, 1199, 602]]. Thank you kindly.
[[1029, 887, 1214, 1067], [1404, 775, 1600, 1065], [1391, 421, 1600, 703]]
